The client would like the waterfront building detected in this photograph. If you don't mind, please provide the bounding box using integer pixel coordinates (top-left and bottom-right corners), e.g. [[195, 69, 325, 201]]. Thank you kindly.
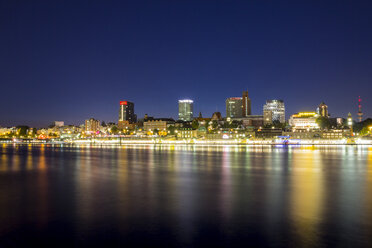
[[242, 91, 252, 117], [59, 125, 82, 139], [119, 101, 136, 125], [118, 120, 136, 130], [263, 100, 285, 123], [289, 112, 319, 129], [0, 127, 15, 137], [178, 99, 193, 121], [177, 127, 198, 139], [283, 129, 349, 139], [255, 128, 283, 138], [316, 102, 328, 117], [232, 115, 264, 128], [206, 129, 248, 140], [143, 118, 175, 132], [226, 97, 243, 118], [85, 118, 100, 133], [37, 128, 59, 138], [263, 110, 273, 125]]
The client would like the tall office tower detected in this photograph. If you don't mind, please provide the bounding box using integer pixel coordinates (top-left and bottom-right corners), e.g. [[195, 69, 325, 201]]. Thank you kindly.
[[317, 102, 328, 117], [178, 99, 193, 121], [263, 100, 285, 123], [226, 97, 243, 118], [242, 91, 251, 117], [119, 101, 136, 123]]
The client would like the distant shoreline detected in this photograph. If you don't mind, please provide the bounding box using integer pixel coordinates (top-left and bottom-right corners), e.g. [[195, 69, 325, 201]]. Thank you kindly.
[[0, 139, 371, 146]]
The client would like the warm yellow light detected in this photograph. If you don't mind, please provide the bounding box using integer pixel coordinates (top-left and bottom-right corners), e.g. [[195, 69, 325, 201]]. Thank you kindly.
[[293, 112, 318, 118]]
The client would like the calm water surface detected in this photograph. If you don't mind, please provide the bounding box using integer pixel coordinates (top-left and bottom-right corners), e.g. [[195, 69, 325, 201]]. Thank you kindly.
[[0, 144, 372, 247]]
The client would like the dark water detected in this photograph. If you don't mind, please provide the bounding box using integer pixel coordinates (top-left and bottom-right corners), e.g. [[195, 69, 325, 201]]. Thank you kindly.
[[0, 144, 372, 247]]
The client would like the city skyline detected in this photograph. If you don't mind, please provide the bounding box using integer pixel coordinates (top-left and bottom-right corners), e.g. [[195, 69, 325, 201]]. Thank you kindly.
[[1, 1, 372, 126], [2, 2, 372, 247], [0, 92, 368, 127]]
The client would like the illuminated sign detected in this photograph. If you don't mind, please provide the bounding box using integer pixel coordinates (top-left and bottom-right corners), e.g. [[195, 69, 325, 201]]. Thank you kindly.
[[179, 99, 193, 103], [120, 101, 128, 105]]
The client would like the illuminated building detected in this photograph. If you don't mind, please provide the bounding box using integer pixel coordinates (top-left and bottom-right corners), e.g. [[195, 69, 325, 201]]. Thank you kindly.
[[336, 117, 344, 126], [226, 97, 243, 118], [177, 127, 198, 139], [263, 110, 273, 125], [263, 100, 285, 123], [85, 118, 100, 133], [289, 112, 319, 129], [242, 91, 251, 117], [347, 113, 353, 127], [54, 121, 64, 127], [119, 101, 136, 124], [283, 130, 348, 139], [143, 118, 175, 132], [118, 120, 135, 130], [255, 128, 283, 138], [178, 99, 193, 121], [316, 102, 328, 117], [347, 112, 353, 136], [0, 127, 14, 136], [232, 115, 264, 128]]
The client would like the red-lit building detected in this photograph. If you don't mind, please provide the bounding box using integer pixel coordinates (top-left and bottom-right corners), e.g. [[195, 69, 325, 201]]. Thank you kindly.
[[118, 101, 136, 128]]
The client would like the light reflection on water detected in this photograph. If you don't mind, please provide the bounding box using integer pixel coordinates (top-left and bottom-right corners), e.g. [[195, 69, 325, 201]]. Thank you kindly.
[[0, 144, 372, 247]]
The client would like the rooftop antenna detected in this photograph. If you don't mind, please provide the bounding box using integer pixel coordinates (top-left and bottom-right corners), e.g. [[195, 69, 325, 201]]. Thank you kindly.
[[357, 96, 363, 122]]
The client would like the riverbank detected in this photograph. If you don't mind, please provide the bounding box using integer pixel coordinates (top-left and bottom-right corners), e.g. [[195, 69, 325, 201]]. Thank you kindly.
[[1, 137, 372, 145]]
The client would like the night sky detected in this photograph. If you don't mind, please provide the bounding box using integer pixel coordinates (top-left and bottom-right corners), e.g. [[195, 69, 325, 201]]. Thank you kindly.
[[1, 1, 372, 127]]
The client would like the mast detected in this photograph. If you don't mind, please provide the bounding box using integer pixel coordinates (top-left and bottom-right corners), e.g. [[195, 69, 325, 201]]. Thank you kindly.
[[357, 96, 363, 122]]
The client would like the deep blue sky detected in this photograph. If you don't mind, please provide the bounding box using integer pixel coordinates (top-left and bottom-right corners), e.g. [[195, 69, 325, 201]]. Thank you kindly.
[[1, 0, 371, 127]]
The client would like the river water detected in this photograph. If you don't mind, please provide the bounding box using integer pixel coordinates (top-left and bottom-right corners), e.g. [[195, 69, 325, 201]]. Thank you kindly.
[[0, 144, 372, 247]]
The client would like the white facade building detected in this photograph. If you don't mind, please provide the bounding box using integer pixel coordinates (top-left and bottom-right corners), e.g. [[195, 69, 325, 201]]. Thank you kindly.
[[178, 99, 193, 121], [263, 100, 285, 123], [289, 112, 319, 129]]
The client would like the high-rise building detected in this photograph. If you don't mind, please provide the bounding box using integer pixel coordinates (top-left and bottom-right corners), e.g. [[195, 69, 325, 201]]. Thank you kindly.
[[263, 110, 273, 125], [242, 91, 251, 117], [119, 101, 136, 124], [85, 118, 100, 133], [226, 97, 243, 118], [317, 102, 328, 117], [178, 99, 193, 121], [263, 100, 285, 123]]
